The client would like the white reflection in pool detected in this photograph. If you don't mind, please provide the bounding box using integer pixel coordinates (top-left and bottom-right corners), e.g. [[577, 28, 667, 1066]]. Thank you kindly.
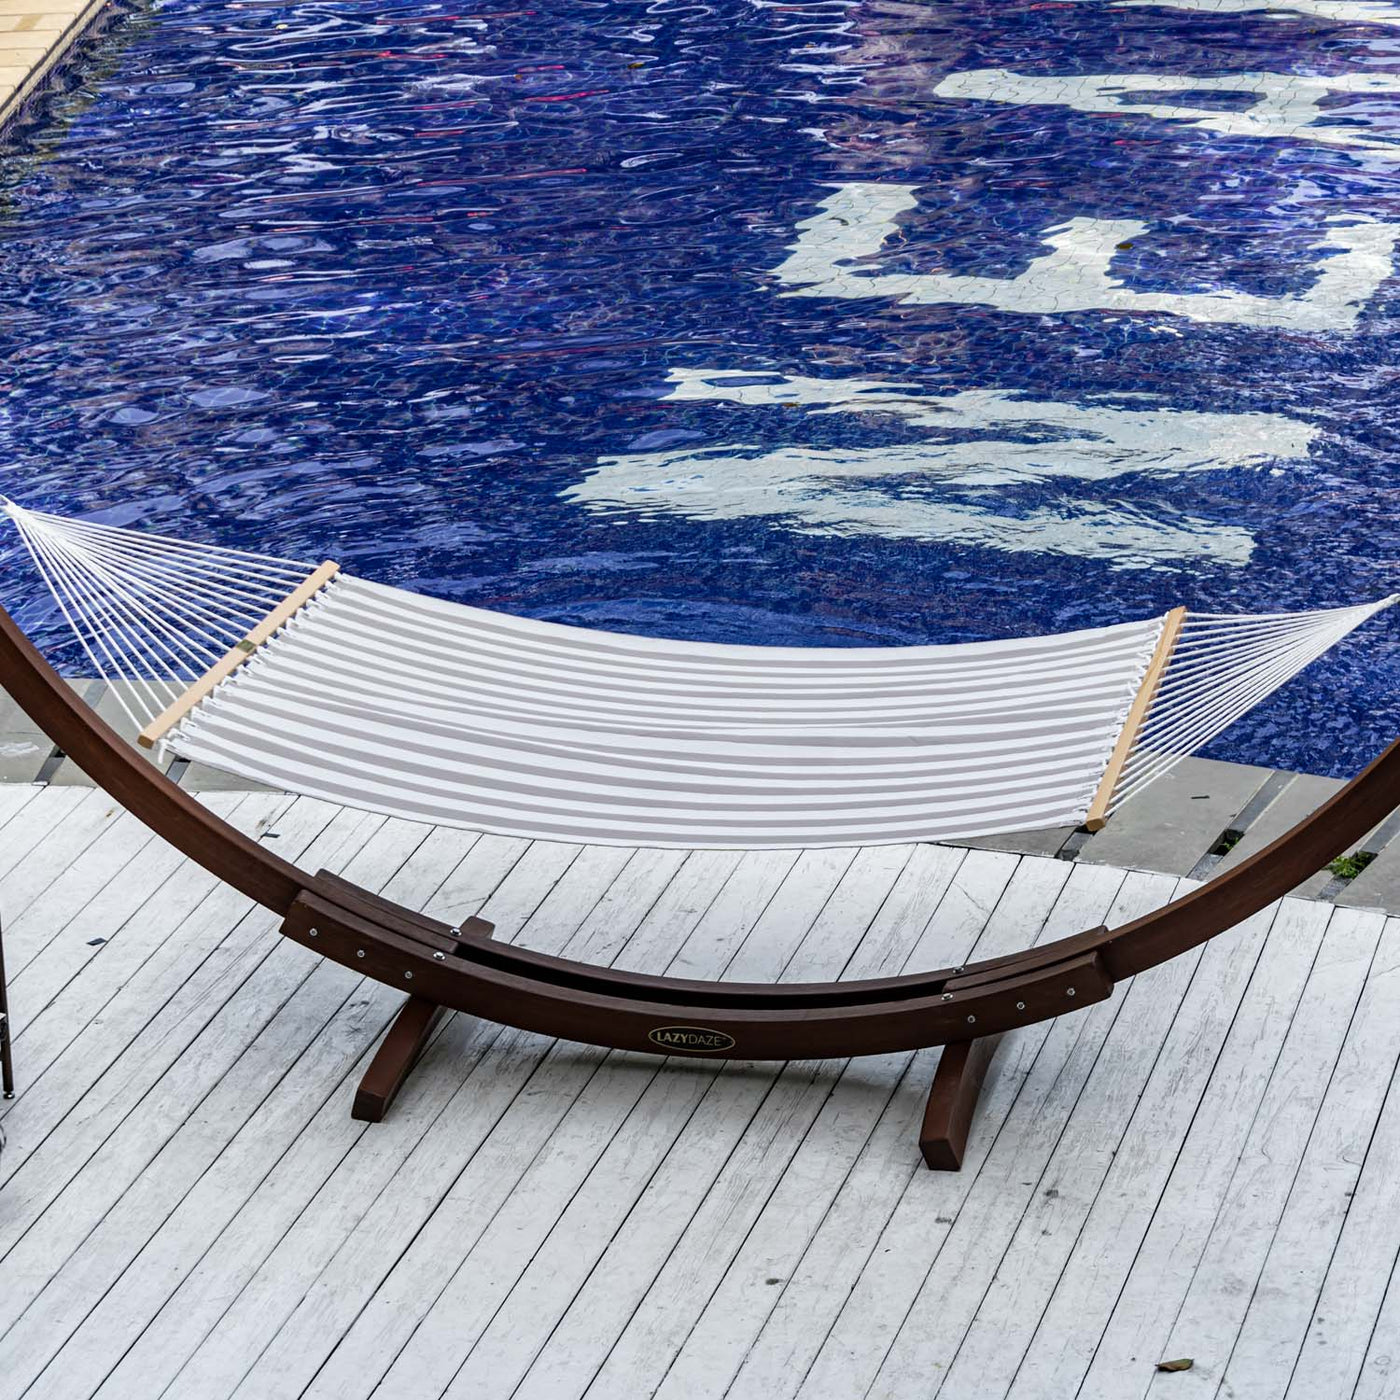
[[1099, 0, 1400, 27], [566, 370, 1314, 567], [771, 184, 1399, 330], [935, 70, 1400, 153]]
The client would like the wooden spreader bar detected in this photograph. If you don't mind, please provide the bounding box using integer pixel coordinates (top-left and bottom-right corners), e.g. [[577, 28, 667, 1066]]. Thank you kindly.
[[3, 601, 1397, 1171], [137, 559, 340, 750], [1084, 605, 1187, 831]]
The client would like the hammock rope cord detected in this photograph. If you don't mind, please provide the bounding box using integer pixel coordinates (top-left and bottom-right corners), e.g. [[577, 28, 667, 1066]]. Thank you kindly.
[[2, 501, 313, 734], [1114, 605, 1386, 805], [3, 499, 1393, 849]]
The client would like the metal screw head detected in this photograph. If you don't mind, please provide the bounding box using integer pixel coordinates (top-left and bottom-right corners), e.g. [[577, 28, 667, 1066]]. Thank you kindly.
[[308, 927, 319, 939], [966, 1015, 976, 1025], [405, 970, 414, 980], [355, 949, 365, 959], [941, 992, 953, 1002], [433, 950, 446, 961], [450, 927, 462, 937], [1016, 1001, 1026, 1011], [954, 966, 965, 975], [1066, 986, 1076, 998]]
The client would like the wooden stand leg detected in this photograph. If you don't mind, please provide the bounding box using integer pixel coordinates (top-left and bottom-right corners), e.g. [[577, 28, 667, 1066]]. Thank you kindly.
[[352, 996, 443, 1123], [349, 913, 488, 1123], [920, 1034, 1003, 1171]]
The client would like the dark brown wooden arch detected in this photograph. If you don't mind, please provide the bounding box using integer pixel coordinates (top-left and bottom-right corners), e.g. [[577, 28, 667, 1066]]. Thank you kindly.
[[3, 604, 1395, 1164]]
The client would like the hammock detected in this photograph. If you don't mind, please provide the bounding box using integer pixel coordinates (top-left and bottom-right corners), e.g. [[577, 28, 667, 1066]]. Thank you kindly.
[[3, 499, 1393, 848]]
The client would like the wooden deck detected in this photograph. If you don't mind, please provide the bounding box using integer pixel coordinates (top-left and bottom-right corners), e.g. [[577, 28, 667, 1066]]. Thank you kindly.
[[0, 0, 109, 134], [3, 784, 1400, 1398]]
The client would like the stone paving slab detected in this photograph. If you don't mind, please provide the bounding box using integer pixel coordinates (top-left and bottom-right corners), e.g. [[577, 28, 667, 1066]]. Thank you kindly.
[[1334, 808, 1400, 909], [0, 730, 47, 783], [0, 679, 88, 783], [1, 679, 273, 791], [1213, 771, 1346, 899], [1335, 848, 1400, 911], [178, 760, 275, 793], [1076, 755, 1274, 876], [944, 824, 1076, 859], [49, 682, 172, 784]]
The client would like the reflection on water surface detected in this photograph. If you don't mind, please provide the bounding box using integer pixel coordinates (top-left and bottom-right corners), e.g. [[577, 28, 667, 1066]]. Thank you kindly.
[[0, 0, 1397, 775]]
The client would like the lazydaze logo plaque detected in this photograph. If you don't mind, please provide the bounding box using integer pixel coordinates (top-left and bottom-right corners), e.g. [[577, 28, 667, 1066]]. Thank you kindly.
[[648, 1025, 736, 1053]]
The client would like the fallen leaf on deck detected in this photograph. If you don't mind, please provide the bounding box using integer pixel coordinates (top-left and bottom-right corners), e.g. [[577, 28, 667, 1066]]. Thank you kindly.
[[1155, 1358, 1194, 1373]]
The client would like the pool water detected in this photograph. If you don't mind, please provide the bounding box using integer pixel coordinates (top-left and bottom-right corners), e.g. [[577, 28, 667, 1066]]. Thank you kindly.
[[1, 0, 1397, 777]]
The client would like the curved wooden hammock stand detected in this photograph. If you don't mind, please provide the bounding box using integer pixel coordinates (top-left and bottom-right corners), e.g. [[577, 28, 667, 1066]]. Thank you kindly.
[[3, 604, 1396, 1170]]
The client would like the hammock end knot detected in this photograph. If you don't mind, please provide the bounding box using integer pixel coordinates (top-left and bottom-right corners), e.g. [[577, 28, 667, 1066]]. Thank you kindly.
[[0, 497, 34, 530]]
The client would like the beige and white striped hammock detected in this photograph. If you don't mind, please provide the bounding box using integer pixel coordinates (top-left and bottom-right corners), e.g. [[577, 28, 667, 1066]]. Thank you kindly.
[[4, 500, 1393, 849]]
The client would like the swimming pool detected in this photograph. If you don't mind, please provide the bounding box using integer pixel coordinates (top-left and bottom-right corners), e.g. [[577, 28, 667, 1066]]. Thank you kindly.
[[1, 0, 1397, 778]]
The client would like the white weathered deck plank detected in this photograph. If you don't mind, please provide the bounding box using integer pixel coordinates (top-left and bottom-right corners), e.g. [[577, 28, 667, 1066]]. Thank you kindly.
[[1074, 895, 1340, 1398], [0, 780, 41, 834], [1138, 907, 1385, 1399], [0, 784, 86, 882], [797, 868, 1160, 1400], [0, 797, 349, 1188], [1221, 914, 1400, 1399], [57, 834, 576, 1394], [4, 786, 1400, 1400], [0, 794, 316, 1174], [936, 878, 1214, 1398], [12, 818, 452, 1400], [7, 794, 292, 1123], [0, 787, 117, 935], [741, 860, 1125, 1400], [184, 846, 747, 1400], [0, 798, 364, 1207], [83, 826, 496, 1400], [1002, 897, 1283, 1400], [623, 852, 1070, 1400], [0, 810, 405, 1397], [327, 846, 820, 1400], [1353, 1260, 1400, 1400], [451, 844, 960, 1400], [295, 846, 845, 1400], [3, 806, 166, 979], [298, 856, 764, 1400], [724, 860, 1122, 1400], [864, 871, 1185, 1400], [155, 828, 580, 1400], [560, 848, 1022, 1400], [1287, 950, 1400, 1398], [9, 792, 261, 1033]]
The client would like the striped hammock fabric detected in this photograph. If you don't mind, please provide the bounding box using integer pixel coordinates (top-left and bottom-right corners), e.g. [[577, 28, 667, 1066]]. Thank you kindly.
[[4, 500, 1393, 848]]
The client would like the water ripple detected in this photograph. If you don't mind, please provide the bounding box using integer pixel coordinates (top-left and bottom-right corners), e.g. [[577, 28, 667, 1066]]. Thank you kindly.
[[0, 0, 1397, 776]]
